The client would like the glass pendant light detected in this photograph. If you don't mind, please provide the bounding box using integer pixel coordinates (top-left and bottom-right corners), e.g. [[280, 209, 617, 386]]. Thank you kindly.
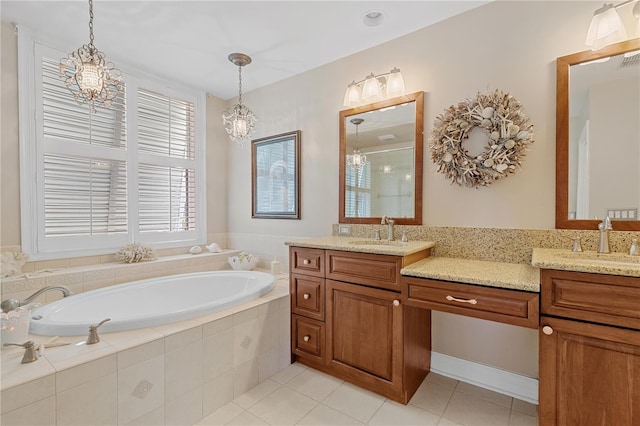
[[222, 53, 258, 146], [346, 118, 367, 174]]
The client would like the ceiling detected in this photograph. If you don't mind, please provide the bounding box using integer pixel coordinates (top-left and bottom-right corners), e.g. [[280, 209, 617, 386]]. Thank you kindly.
[[1, 1, 488, 100]]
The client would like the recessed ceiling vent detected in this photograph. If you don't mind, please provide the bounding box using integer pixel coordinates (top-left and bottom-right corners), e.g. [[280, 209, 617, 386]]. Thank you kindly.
[[378, 134, 396, 142], [619, 51, 640, 69]]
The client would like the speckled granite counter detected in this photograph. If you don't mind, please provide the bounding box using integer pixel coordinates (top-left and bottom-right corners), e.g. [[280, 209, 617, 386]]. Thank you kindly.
[[401, 257, 540, 292], [285, 236, 435, 256], [532, 248, 640, 277]]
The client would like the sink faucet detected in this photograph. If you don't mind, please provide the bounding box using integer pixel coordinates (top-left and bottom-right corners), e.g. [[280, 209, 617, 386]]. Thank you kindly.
[[381, 215, 395, 241], [1, 286, 72, 313], [597, 216, 612, 253]]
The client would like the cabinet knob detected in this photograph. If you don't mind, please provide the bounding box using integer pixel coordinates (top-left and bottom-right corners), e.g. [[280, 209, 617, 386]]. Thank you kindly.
[[393, 300, 400, 307], [303, 335, 310, 342], [302, 259, 310, 265], [542, 326, 553, 335], [303, 293, 311, 300]]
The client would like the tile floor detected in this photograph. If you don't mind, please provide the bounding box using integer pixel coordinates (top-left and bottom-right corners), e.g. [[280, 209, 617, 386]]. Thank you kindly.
[[196, 363, 538, 426]]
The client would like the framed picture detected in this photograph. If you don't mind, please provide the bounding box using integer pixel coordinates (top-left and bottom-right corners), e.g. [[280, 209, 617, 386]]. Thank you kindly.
[[251, 130, 301, 219]]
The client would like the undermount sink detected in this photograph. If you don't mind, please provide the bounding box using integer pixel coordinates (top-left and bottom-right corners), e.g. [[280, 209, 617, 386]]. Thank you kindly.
[[556, 251, 640, 266], [347, 240, 407, 247]]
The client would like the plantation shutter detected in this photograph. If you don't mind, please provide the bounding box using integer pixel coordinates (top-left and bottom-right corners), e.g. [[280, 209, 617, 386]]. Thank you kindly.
[[137, 88, 197, 233], [41, 56, 128, 238], [345, 161, 372, 217]]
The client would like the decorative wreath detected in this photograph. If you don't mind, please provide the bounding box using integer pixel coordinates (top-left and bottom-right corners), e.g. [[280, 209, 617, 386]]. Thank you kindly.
[[429, 90, 534, 188]]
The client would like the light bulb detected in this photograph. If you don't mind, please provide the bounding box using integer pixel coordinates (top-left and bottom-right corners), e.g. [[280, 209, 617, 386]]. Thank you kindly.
[[80, 62, 102, 91]]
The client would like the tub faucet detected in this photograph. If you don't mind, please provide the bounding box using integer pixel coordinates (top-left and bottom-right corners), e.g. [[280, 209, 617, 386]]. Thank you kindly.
[[381, 215, 395, 241], [597, 216, 612, 253], [1, 286, 72, 313]]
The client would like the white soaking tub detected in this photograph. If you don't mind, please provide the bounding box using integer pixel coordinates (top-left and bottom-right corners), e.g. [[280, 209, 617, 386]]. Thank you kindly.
[[29, 270, 275, 336]]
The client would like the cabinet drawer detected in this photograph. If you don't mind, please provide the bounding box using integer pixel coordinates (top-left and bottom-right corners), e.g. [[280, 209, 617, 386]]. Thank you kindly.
[[541, 269, 640, 330], [292, 315, 325, 362], [290, 247, 325, 277], [403, 277, 539, 328], [291, 273, 325, 321], [326, 250, 403, 291]]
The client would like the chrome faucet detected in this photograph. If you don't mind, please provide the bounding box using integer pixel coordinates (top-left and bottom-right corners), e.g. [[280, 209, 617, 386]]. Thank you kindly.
[[1, 286, 72, 313], [381, 215, 395, 241], [597, 216, 612, 253]]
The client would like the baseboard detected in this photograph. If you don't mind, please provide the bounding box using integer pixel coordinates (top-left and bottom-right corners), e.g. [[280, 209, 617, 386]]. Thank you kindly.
[[430, 351, 538, 404]]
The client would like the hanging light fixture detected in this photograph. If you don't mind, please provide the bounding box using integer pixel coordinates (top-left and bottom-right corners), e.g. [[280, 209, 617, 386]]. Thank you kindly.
[[586, 1, 640, 50], [346, 118, 367, 174], [59, 0, 123, 113], [222, 53, 258, 146], [343, 68, 405, 107]]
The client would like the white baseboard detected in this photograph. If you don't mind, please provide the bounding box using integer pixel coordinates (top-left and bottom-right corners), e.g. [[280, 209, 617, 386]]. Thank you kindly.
[[430, 351, 538, 404]]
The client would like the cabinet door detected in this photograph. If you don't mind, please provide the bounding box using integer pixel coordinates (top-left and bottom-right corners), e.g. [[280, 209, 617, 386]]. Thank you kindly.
[[539, 316, 640, 426], [326, 279, 403, 397]]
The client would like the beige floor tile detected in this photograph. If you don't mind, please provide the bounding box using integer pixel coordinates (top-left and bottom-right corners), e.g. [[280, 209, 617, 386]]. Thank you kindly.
[[322, 382, 385, 423], [425, 372, 459, 389], [443, 391, 510, 426], [269, 361, 307, 384], [233, 378, 280, 409], [455, 381, 513, 408], [509, 411, 538, 426], [247, 386, 317, 425], [369, 399, 441, 426], [297, 403, 364, 425], [409, 378, 455, 416], [286, 368, 343, 401], [197, 402, 244, 425], [226, 410, 268, 425], [511, 399, 538, 417]]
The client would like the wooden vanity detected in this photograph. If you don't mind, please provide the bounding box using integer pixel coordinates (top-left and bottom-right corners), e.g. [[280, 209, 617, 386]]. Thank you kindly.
[[288, 238, 540, 404], [536, 269, 640, 425], [289, 245, 432, 403]]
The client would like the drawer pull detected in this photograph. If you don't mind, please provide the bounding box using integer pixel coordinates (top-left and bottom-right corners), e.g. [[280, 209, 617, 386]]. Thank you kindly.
[[542, 326, 553, 335], [393, 300, 400, 307], [303, 335, 310, 342], [446, 295, 478, 305], [303, 293, 311, 300], [302, 259, 310, 265]]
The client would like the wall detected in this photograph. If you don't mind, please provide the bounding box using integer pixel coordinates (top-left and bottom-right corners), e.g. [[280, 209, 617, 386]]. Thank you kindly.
[[222, 1, 610, 379]]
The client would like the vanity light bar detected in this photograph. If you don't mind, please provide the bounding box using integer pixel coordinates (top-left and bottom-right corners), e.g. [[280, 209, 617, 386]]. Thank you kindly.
[[343, 68, 405, 107]]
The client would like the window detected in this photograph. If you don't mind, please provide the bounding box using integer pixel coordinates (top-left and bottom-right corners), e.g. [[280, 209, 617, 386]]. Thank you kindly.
[[345, 161, 372, 218], [18, 31, 206, 260]]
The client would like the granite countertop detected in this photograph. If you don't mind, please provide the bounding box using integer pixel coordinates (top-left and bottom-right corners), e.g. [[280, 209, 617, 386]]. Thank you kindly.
[[401, 257, 540, 292], [531, 248, 640, 277], [285, 236, 435, 256]]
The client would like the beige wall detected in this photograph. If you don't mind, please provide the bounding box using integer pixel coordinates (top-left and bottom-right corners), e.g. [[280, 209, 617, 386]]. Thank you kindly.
[[1, 2, 631, 379]]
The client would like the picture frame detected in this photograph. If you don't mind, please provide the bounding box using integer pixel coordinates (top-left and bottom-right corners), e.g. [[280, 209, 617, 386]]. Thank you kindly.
[[251, 130, 301, 219]]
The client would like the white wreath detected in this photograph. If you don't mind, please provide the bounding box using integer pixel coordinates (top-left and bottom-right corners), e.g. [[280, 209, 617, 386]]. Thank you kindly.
[[430, 90, 534, 188]]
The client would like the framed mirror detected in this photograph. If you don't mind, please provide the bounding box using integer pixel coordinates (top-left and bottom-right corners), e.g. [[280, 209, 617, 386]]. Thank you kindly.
[[339, 91, 424, 225], [556, 38, 640, 230]]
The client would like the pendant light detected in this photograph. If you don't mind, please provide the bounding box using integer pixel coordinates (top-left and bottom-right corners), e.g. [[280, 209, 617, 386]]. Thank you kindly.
[[59, 0, 123, 112], [222, 53, 258, 146], [346, 118, 367, 174]]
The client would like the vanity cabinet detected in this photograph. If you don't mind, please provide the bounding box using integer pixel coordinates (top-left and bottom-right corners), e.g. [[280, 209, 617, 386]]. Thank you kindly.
[[539, 269, 640, 426], [289, 246, 430, 403]]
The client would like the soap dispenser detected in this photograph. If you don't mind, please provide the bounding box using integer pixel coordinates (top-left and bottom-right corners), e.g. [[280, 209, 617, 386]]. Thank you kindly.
[[630, 239, 639, 256], [270, 256, 281, 274]]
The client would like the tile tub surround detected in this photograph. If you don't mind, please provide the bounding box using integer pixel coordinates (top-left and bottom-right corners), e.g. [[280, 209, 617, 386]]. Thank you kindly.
[[1, 277, 290, 426], [333, 224, 640, 264]]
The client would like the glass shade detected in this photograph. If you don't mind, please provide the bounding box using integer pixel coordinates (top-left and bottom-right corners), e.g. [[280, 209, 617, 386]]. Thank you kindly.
[[586, 4, 627, 50], [343, 82, 362, 107], [361, 73, 382, 102], [386, 68, 405, 97]]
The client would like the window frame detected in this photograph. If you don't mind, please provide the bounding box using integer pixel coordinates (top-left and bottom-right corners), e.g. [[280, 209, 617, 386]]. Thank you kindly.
[[18, 27, 207, 260]]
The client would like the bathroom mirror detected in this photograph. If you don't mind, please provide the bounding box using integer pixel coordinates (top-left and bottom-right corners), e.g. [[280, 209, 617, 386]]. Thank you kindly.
[[556, 38, 640, 230], [339, 91, 423, 225]]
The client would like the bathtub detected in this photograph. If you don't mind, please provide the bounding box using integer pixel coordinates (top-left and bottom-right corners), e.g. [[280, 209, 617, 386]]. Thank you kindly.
[[29, 270, 275, 336]]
